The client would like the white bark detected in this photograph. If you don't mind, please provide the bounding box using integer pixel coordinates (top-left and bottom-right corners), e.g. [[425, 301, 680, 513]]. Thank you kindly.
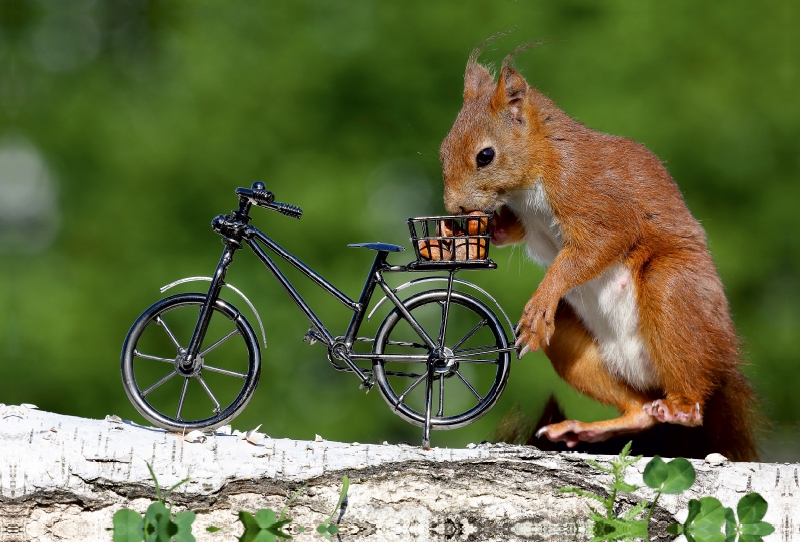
[[0, 405, 797, 541]]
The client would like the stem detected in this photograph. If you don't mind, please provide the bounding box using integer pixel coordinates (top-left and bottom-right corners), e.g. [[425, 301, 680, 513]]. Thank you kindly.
[[607, 487, 617, 519], [645, 491, 662, 535]]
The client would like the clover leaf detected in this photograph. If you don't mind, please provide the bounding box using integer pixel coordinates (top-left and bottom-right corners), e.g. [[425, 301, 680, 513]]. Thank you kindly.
[[736, 492, 775, 541], [685, 497, 728, 542], [112, 509, 145, 542], [643, 456, 695, 494]]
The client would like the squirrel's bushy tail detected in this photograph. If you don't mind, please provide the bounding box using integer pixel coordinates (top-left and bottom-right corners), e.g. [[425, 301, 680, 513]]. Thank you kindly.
[[496, 387, 759, 461], [702, 370, 759, 461]]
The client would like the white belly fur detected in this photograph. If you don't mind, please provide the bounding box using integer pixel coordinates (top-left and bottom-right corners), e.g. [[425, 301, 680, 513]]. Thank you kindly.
[[507, 183, 658, 391]]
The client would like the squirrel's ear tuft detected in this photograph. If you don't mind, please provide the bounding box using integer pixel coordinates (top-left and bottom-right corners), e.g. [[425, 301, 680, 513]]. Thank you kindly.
[[490, 66, 528, 122], [463, 32, 514, 102], [464, 62, 493, 101]]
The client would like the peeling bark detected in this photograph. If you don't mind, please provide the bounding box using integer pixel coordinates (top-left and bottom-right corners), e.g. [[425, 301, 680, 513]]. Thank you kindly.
[[0, 405, 797, 541]]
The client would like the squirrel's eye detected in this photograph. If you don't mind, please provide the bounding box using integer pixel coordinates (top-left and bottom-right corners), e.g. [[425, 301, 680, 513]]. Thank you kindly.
[[476, 147, 495, 168]]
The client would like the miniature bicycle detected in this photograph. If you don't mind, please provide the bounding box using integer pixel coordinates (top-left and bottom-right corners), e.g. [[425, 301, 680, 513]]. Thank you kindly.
[[121, 182, 516, 446]]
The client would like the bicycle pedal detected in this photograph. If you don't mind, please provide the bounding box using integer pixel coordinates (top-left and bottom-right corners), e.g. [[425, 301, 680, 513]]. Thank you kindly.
[[359, 379, 374, 393], [303, 328, 323, 345]]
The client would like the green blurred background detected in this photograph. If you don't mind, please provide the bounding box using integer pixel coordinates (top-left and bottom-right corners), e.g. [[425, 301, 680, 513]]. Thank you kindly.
[[1, 0, 798, 460]]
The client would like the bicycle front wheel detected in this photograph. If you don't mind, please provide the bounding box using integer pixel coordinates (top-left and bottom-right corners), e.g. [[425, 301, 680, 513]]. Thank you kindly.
[[372, 289, 511, 430], [121, 293, 261, 432]]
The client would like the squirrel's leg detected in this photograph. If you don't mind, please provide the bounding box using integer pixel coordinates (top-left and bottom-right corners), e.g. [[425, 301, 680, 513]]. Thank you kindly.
[[635, 252, 736, 428], [536, 301, 657, 447]]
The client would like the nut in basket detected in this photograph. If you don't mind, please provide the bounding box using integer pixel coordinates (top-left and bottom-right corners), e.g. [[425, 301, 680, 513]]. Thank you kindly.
[[408, 212, 491, 263]]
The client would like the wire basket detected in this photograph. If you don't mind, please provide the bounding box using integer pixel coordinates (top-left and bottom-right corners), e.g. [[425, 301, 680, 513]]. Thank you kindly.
[[408, 214, 492, 264]]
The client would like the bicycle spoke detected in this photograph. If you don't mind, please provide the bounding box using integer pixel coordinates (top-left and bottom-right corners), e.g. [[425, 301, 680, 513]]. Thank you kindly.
[[194, 374, 222, 414], [385, 339, 427, 348], [369, 353, 428, 363], [453, 345, 513, 357], [451, 358, 499, 364], [451, 320, 488, 351], [156, 316, 182, 351], [437, 374, 444, 417], [199, 329, 240, 357], [202, 364, 247, 379], [455, 370, 482, 401], [141, 370, 178, 397], [423, 363, 434, 447], [384, 370, 424, 378], [176, 377, 189, 421], [134, 350, 174, 364], [437, 272, 455, 348], [394, 372, 427, 410]]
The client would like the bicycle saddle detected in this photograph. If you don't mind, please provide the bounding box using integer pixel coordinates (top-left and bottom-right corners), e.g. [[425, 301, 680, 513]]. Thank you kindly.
[[347, 243, 405, 252]]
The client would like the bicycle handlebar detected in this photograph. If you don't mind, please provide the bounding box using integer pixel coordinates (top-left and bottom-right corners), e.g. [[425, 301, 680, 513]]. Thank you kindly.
[[235, 186, 303, 219]]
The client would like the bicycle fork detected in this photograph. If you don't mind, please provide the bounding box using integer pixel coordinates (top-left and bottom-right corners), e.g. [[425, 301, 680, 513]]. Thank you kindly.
[[182, 243, 238, 376]]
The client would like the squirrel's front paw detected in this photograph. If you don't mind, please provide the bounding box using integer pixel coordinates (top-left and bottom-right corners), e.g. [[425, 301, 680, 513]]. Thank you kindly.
[[515, 295, 556, 357]]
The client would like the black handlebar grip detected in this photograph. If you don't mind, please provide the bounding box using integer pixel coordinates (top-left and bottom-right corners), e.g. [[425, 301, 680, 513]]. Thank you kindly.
[[251, 188, 275, 205], [272, 202, 303, 219]]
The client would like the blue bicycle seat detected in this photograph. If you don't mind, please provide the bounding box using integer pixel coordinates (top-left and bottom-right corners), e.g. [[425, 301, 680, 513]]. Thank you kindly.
[[348, 243, 405, 252]]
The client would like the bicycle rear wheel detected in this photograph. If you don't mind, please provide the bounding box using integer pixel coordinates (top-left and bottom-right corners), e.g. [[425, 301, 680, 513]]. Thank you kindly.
[[121, 293, 261, 432], [372, 290, 511, 432]]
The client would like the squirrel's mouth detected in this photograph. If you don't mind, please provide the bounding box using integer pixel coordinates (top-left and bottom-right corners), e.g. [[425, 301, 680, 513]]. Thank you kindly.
[[489, 205, 520, 246], [462, 204, 520, 246]]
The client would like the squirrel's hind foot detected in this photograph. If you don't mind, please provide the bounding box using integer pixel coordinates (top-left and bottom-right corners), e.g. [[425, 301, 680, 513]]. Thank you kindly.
[[642, 399, 703, 427]]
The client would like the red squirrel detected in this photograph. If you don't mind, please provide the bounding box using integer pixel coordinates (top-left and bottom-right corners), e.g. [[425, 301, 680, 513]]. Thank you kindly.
[[439, 45, 758, 461]]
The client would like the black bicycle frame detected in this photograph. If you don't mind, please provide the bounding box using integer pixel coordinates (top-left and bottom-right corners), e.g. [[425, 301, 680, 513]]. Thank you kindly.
[[184, 220, 450, 389]]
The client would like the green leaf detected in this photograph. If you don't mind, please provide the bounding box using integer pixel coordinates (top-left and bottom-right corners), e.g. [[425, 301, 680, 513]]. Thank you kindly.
[[739, 536, 767, 542], [685, 497, 727, 542], [239, 511, 259, 531], [686, 498, 702, 526], [316, 525, 328, 534], [643, 456, 669, 489], [559, 487, 608, 505], [144, 502, 178, 542], [724, 506, 737, 542], [666, 523, 683, 535], [615, 482, 639, 494], [662, 457, 696, 494], [238, 509, 291, 542], [206, 526, 221, 533], [241, 532, 278, 542], [643, 456, 696, 493], [172, 510, 196, 542], [326, 524, 339, 534], [586, 459, 614, 474], [254, 509, 278, 528], [740, 522, 775, 536], [163, 478, 191, 503], [591, 517, 648, 540], [112, 509, 145, 542], [239, 511, 276, 542], [738, 493, 769, 524], [145, 462, 162, 503], [621, 499, 650, 521]]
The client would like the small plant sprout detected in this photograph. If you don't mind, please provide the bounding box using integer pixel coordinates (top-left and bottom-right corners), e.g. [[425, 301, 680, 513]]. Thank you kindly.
[[667, 492, 775, 542], [234, 475, 349, 542], [237, 483, 308, 542], [110, 461, 195, 542], [316, 475, 350, 541], [560, 442, 647, 541], [562, 442, 776, 542]]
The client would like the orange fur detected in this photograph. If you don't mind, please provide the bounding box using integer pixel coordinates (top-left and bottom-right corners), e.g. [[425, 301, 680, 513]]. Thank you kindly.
[[439, 46, 758, 460]]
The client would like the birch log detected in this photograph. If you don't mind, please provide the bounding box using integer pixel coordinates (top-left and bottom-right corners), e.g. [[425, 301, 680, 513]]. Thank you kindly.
[[0, 405, 797, 541]]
